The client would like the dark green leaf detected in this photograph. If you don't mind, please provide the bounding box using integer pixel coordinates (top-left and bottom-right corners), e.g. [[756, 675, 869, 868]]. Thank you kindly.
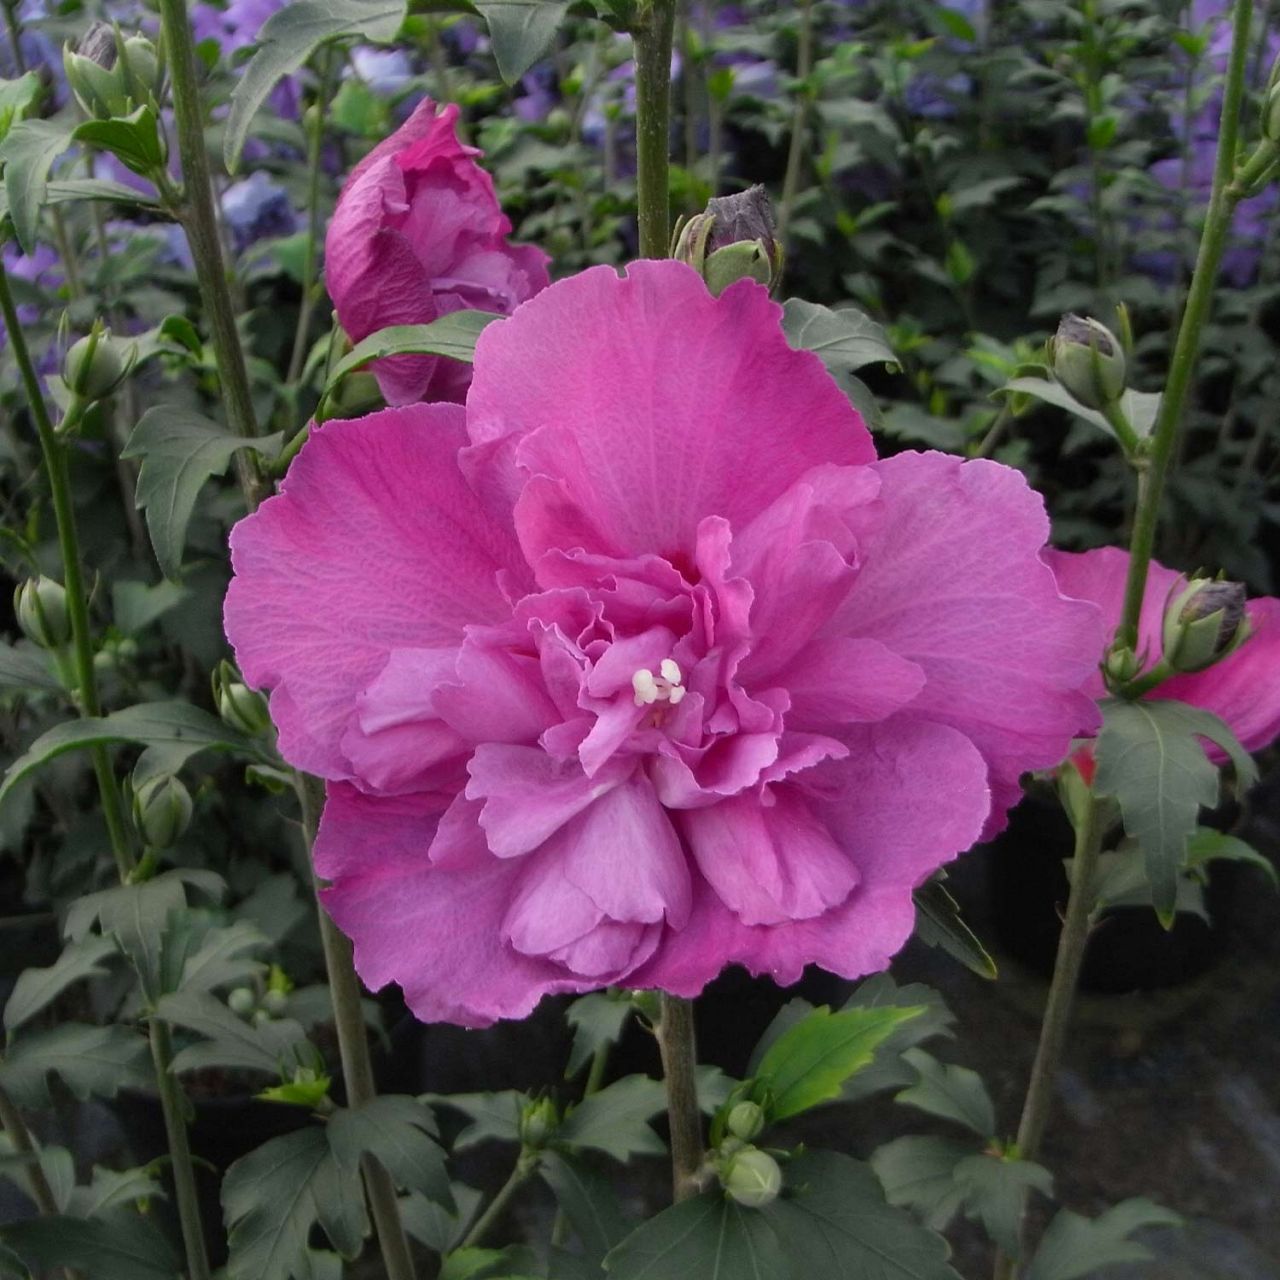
[[399, 1184, 484, 1254], [122, 407, 283, 580], [763, 1151, 960, 1280], [755, 1004, 920, 1122], [440, 1244, 542, 1280], [226, 0, 408, 170], [871, 1135, 971, 1230], [475, 1, 571, 82], [170, 918, 269, 995], [4, 935, 117, 1035], [323, 313, 502, 404], [0, 702, 249, 810], [0, 643, 60, 694], [156, 989, 309, 1075], [0, 118, 74, 253], [73, 106, 164, 177], [0, 1023, 150, 1107], [540, 1150, 630, 1262], [913, 875, 998, 978], [111, 580, 191, 635], [604, 1190, 787, 1280], [782, 298, 897, 372], [328, 1095, 451, 1206], [895, 1049, 996, 1139], [951, 1154, 1052, 1256], [996, 376, 1160, 442], [67, 1165, 165, 1218], [566, 991, 633, 1078], [841, 976, 955, 1103], [1, 1212, 179, 1280], [430, 1091, 526, 1150], [1185, 827, 1277, 886], [223, 1126, 367, 1279], [558, 1075, 666, 1161], [1093, 698, 1257, 924], [1024, 1198, 1181, 1280]]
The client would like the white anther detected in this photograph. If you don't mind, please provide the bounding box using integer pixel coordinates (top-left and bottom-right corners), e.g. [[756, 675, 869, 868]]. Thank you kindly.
[[632, 669, 660, 706], [667, 685, 687, 705], [659, 658, 683, 686]]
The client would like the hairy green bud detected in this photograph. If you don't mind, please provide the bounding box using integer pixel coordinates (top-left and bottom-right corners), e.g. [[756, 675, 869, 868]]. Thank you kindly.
[[132, 773, 193, 849], [1162, 577, 1250, 674], [1046, 313, 1127, 410], [14, 577, 70, 649]]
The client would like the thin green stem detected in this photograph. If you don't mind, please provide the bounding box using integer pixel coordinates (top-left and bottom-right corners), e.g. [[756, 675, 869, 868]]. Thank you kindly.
[[992, 800, 1106, 1279], [461, 1152, 538, 1249], [1114, 0, 1257, 653], [0, 1083, 59, 1216], [633, 0, 678, 258], [777, 0, 814, 245], [3, 3, 26, 73], [286, 52, 334, 386], [156, 0, 267, 507], [148, 1021, 211, 1280], [0, 259, 134, 881], [971, 404, 1013, 459], [298, 775, 417, 1280], [656, 994, 702, 1202]]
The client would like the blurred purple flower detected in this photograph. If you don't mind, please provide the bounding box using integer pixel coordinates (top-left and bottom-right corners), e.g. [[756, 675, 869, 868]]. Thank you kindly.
[[350, 46, 413, 96], [222, 171, 298, 249]]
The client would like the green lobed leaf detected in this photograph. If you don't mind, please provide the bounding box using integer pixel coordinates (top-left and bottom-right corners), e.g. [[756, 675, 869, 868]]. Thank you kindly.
[[755, 1004, 921, 1122], [895, 1049, 997, 1139], [782, 297, 898, 372], [604, 1190, 788, 1280], [1024, 1198, 1181, 1280], [0, 702, 250, 812], [321, 313, 503, 407], [539, 1150, 631, 1263], [0, 1023, 150, 1108], [1, 1211, 179, 1279], [913, 874, 998, 979], [1093, 698, 1258, 925], [841, 976, 956, 1103], [565, 990, 634, 1078], [111, 579, 191, 635], [762, 1150, 961, 1280], [0, 73, 41, 142], [871, 1134, 971, 1231], [122, 407, 283, 580], [225, 0, 408, 170], [156, 989, 310, 1076], [951, 1154, 1053, 1256], [327, 1095, 451, 1207], [475, 1, 571, 82], [0, 642, 60, 694], [997, 375, 1161, 443], [429, 1090, 527, 1150], [223, 1126, 367, 1279], [399, 1183, 484, 1254], [557, 1075, 667, 1160], [1185, 827, 1278, 886], [66, 1164, 165, 1218], [72, 106, 164, 177], [167, 917, 270, 996], [4, 935, 117, 1036], [0, 118, 74, 253]]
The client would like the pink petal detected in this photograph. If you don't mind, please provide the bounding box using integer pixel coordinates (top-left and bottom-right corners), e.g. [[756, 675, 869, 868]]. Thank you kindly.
[[466, 261, 874, 558], [225, 406, 530, 780], [833, 452, 1104, 832], [314, 783, 578, 1028]]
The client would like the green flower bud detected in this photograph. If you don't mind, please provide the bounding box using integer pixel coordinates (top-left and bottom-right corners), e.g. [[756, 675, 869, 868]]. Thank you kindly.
[[722, 1146, 782, 1208], [15, 577, 71, 649], [212, 660, 273, 736], [63, 24, 127, 119], [227, 986, 257, 1017], [132, 773, 193, 849], [519, 1096, 559, 1148], [725, 1100, 765, 1143], [120, 35, 162, 103], [1103, 644, 1140, 685], [673, 185, 784, 296], [260, 988, 288, 1017], [1046, 314, 1127, 410], [1162, 577, 1250, 674], [63, 330, 131, 401]]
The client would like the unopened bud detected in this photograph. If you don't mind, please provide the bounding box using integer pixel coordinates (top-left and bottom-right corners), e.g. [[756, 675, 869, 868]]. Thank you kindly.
[[722, 1146, 782, 1208], [725, 1101, 765, 1143], [519, 1096, 558, 1148], [1103, 644, 1140, 684], [673, 185, 783, 296], [132, 773, 193, 849], [63, 330, 131, 401], [1046, 314, 1127, 410], [260, 988, 288, 1017], [63, 24, 126, 119], [212, 660, 272, 736], [227, 986, 256, 1017], [120, 36, 162, 102], [14, 577, 70, 649], [1162, 577, 1250, 674]]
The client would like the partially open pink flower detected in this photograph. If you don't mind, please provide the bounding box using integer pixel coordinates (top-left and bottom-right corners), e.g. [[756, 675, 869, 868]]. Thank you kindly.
[[226, 262, 1103, 1027], [324, 98, 550, 406], [1047, 546, 1280, 753]]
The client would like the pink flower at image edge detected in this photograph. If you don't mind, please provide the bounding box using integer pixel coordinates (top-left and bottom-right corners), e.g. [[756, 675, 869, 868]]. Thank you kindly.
[[226, 261, 1105, 1027], [1048, 546, 1280, 764], [324, 98, 550, 406]]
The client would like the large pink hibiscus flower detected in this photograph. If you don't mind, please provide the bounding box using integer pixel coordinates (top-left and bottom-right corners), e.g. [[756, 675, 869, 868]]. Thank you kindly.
[[226, 262, 1103, 1026], [324, 98, 550, 406]]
